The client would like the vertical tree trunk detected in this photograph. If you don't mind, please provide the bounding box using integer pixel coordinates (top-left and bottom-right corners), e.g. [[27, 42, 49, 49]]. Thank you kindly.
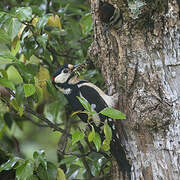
[[89, 0, 180, 179]]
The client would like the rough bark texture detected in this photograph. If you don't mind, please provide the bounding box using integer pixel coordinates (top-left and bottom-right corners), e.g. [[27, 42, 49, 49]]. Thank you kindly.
[[89, 0, 180, 179]]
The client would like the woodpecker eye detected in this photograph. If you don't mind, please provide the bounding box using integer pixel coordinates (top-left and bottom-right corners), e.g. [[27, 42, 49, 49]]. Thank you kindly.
[[63, 69, 69, 73]]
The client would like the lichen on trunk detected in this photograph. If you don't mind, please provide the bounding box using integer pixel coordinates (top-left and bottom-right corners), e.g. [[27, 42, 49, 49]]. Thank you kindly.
[[89, 0, 180, 179]]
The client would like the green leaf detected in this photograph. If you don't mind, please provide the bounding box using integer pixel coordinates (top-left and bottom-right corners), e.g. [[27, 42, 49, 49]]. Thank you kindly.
[[46, 79, 58, 97], [0, 29, 11, 43], [4, 112, 14, 129], [18, 105, 24, 117], [37, 16, 49, 30], [72, 130, 84, 145], [0, 114, 6, 132], [104, 122, 112, 141], [59, 156, 76, 165], [7, 65, 23, 85], [11, 38, 21, 56], [37, 34, 48, 49], [28, 175, 39, 180], [77, 96, 91, 112], [16, 160, 33, 180], [93, 133, 101, 152], [0, 52, 19, 62], [33, 150, 46, 160], [0, 69, 8, 78], [88, 125, 95, 142], [36, 161, 57, 180], [24, 84, 36, 97], [57, 168, 66, 180], [102, 139, 110, 151], [65, 164, 80, 180], [10, 98, 19, 111], [15, 7, 32, 22], [46, 162, 57, 180], [80, 13, 92, 36], [100, 107, 126, 119], [33, 150, 47, 170], [36, 164, 48, 180], [0, 77, 15, 90], [0, 157, 21, 172], [5, 17, 22, 41]]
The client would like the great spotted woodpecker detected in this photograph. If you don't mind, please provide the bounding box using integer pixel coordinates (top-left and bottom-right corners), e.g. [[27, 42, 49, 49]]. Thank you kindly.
[[52, 64, 131, 177]]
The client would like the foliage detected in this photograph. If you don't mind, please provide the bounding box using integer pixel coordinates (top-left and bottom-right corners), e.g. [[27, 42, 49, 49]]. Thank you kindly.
[[0, 150, 62, 180], [0, 0, 126, 179], [0, 0, 109, 179], [75, 96, 126, 152]]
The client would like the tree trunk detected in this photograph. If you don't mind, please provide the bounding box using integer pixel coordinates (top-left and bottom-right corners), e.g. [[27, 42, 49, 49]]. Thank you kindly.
[[89, 0, 180, 179]]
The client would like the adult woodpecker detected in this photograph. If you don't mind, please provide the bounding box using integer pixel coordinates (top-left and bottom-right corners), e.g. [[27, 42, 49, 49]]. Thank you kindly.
[[51, 64, 131, 177]]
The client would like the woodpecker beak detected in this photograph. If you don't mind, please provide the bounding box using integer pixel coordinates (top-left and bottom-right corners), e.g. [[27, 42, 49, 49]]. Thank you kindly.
[[68, 64, 74, 70], [67, 63, 81, 71]]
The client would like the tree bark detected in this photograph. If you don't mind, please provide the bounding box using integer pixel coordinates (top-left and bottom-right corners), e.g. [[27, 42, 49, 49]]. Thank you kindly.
[[89, 0, 180, 179]]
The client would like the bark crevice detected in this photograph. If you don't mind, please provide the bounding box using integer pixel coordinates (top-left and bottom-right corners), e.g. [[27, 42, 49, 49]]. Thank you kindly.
[[89, 0, 180, 179]]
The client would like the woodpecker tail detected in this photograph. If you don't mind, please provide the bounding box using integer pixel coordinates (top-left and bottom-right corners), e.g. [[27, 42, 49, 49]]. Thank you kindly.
[[106, 118, 131, 179], [110, 137, 131, 179]]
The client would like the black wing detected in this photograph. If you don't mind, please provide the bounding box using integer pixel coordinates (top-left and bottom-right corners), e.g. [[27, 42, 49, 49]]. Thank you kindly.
[[79, 85, 108, 112], [79, 84, 108, 125]]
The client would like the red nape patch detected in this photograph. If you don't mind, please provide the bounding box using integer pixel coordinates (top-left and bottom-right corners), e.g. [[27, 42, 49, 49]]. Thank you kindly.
[[51, 77, 55, 81]]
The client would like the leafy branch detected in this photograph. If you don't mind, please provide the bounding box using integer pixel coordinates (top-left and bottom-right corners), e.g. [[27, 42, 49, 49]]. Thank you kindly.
[[71, 96, 126, 152]]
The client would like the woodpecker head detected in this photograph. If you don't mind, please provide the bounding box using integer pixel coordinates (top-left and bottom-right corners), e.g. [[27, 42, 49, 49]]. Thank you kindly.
[[51, 64, 74, 84]]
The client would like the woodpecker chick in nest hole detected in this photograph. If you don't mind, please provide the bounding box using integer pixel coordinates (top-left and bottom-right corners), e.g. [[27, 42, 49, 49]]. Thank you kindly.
[[99, 0, 123, 32]]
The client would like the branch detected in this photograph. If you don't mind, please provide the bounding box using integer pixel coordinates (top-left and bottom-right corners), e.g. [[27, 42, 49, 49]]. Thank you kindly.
[[34, 53, 52, 67], [77, 141, 93, 178], [46, 45, 79, 59], [6, 90, 71, 137], [25, 107, 71, 137], [57, 149, 91, 158], [46, 0, 51, 13], [23, 114, 52, 127], [77, 34, 92, 43]]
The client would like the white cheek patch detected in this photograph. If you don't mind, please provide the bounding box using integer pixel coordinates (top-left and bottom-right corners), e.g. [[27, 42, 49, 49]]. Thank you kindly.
[[54, 72, 70, 84]]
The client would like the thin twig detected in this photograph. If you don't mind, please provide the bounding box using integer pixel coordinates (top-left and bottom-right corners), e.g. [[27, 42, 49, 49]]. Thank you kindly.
[[57, 149, 91, 158], [77, 141, 93, 178], [46, 0, 51, 13], [77, 34, 92, 43], [47, 45, 79, 59], [7, 89, 71, 136], [25, 107, 71, 137], [23, 114, 50, 127]]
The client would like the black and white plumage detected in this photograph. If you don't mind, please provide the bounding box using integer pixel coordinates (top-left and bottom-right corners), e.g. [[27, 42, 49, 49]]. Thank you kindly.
[[52, 64, 131, 177]]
